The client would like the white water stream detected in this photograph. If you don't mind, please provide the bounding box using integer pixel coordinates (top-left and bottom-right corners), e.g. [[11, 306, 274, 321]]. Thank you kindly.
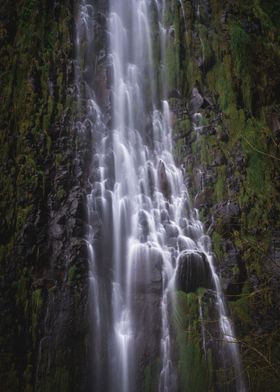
[[75, 1, 246, 391]]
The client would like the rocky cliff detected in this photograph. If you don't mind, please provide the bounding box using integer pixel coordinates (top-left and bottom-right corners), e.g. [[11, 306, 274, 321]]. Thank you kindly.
[[0, 1, 91, 390], [167, 0, 280, 390]]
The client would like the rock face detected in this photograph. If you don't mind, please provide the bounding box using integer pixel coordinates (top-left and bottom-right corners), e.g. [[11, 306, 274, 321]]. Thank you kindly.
[[176, 251, 214, 293], [168, 0, 280, 390], [189, 88, 204, 113], [212, 201, 241, 234], [0, 0, 95, 390], [158, 160, 172, 200]]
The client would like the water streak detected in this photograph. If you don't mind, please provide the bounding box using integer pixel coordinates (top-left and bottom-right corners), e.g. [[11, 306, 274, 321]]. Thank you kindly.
[[75, 1, 246, 391]]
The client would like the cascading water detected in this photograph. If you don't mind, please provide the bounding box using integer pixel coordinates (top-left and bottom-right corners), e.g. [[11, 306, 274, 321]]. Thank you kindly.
[[75, 1, 246, 391]]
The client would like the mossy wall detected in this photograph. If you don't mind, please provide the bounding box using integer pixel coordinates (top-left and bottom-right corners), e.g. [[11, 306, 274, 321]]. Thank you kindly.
[[169, 0, 280, 390], [172, 290, 215, 391], [0, 1, 91, 390]]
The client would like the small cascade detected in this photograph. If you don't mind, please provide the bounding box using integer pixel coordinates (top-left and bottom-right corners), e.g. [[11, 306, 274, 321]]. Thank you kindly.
[[179, 0, 187, 28], [75, 1, 246, 391]]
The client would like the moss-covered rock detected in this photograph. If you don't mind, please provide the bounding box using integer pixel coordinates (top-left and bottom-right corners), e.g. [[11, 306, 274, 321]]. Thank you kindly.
[[0, 0, 91, 390], [172, 0, 280, 390]]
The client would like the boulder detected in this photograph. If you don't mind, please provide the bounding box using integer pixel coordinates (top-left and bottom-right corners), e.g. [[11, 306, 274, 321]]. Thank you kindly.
[[176, 251, 214, 292]]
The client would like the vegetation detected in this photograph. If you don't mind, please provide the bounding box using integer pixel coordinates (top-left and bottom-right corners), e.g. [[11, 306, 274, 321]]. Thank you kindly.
[[170, 0, 280, 390]]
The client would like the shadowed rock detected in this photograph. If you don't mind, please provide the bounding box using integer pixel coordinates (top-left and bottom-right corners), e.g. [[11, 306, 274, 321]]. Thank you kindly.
[[213, 201, 241, 233], [158, 160, 171, 200], [176, 251, 214, 292]]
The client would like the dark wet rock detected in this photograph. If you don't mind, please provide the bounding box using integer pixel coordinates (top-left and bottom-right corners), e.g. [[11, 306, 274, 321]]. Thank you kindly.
[[266, 113, 280, 135], [269, 230, 280, 273], [158, 160, 172, 200], [235, 154, 246, 171], [32, 278, 56, 290], [212, 201, 241, 233], [201, 95, 214, 110], [212, 151, 227, 166], [216, 128, 229, 142], [194, 187, 213, 209], [218, 239, 243, 294], [168, 89, 181, 99], [169, 26, 176, 39], [176, 251, 214, 292]]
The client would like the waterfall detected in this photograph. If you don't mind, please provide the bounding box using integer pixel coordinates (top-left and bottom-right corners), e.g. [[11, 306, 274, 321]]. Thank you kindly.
[[75, 1, 246, 391]]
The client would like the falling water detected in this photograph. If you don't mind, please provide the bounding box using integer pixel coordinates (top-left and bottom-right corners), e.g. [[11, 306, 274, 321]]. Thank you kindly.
[[178, 0, 187, 28], [75, 1, 246, 391]]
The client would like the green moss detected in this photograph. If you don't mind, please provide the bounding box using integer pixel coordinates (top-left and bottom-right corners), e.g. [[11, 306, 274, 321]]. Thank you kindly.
[[15, 268, 31, 310], [165, 28, 180, 91], [229, 284, 251, 329], [172, 2, 280, 390], [241, 120, 273, 198], [55, 153, 63, 167], [16, 205, 33, 232], [32, 289, 43, 310], [32, 289, 43, 346], [0, 1, 76, 388], [196, 23, 213, 66], [173, 291, 214, 391], [206, 57, 235, 110], [174, 137, 184, 160], [68, 265, 79, 283], [215, 165, 227, 201], [23, 363, 33, 392], [44, 367, 70, 392], [57, 187, 67, 201], [212, 231, 223, 262], [185, 58, 201, 92], [229, 24, 250, 77]]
